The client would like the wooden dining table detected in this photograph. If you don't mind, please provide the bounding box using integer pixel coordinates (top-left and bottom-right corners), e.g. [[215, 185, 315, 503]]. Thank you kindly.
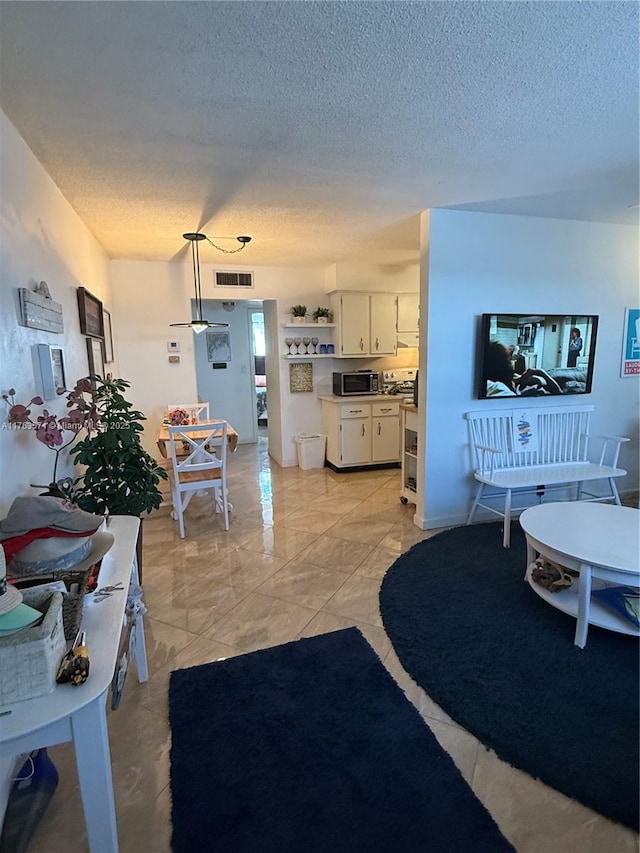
[[156, 421, 239, 459]]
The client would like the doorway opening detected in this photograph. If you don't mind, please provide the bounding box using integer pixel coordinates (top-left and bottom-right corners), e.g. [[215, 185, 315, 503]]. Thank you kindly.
[[193, 298, 269, 446], [251, 310, 267, 436]]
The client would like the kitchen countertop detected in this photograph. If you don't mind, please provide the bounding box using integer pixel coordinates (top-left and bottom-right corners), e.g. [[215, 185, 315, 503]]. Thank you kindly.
[[400, 403, 418, 413], [318, 394, 403, 403]]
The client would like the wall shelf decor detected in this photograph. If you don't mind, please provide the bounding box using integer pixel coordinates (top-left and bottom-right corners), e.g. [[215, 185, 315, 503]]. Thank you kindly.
[[19, 286, 64, 333], [283, 354, 333, 360], [77, 287, 104, 338], [282, 323, 336, 329]]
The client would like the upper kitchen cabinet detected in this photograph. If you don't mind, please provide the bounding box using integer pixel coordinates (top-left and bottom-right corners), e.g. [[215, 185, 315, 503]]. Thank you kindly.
[[330, 292, 397, 357], [397, 293, 419, 348]]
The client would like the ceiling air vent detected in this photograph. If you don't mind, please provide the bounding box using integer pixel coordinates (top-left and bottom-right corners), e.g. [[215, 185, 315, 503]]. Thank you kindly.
[[214, 271, 254, 289]]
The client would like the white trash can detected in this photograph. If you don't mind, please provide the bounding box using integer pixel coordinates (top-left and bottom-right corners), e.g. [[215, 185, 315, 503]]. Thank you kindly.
[[295, 433, 326, 470]]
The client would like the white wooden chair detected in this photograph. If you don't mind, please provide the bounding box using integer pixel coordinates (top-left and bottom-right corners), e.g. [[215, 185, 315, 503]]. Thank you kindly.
[[167, 421, 229, 537], [166, 402, 211, 424]]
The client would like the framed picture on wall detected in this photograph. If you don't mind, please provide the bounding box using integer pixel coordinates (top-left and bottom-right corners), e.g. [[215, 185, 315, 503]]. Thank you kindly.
[[87, 336, 105, 383], [77, 287, 104, 338], [102, 309, 114, 362], [621, 307, 640, 377], [206, 330, 231, 363], [36, 344, 66, 400], [289, 362, 313, 392]]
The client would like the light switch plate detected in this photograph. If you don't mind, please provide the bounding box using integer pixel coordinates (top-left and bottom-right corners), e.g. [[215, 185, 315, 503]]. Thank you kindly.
[[167, 341, 180, 353]]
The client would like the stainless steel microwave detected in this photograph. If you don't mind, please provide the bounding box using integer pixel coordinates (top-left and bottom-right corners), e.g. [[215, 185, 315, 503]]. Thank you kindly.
[[332, 371, 380, 396]]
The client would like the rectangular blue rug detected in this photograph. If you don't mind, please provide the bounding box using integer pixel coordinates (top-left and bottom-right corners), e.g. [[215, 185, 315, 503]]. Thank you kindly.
[[169, 628, 513, 852]]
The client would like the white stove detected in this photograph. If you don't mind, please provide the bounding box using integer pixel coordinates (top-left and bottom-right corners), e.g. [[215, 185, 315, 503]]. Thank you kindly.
[[381, 368, 417, 402]]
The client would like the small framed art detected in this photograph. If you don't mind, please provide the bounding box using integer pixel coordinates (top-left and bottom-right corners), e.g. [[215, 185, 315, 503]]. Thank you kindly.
[[289, 362, 313, 392], [102, 309, 114, 362], [36, 344, 66, 400], [77, 287, 104, 338], [206, 330, 231, 363], [620, 308, 640, 377], [87, 337, 105, 382]]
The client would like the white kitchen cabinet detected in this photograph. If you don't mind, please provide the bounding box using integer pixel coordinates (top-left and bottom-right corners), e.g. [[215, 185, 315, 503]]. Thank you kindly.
[[330, 292, 397, 358], [333, 293, 370, 355], [370, 293, 397, 355], [397, 293, 420, 348], [340, 411, 372, 465], [371, 400, 400, 462], [321, 397, 400, 469]]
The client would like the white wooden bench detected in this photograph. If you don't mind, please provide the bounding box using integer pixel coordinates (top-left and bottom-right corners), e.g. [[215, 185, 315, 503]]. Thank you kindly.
[[465, 405, 629, 547]]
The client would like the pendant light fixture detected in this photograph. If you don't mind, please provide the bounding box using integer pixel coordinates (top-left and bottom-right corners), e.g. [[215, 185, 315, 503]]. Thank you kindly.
[[169, 231, 252, 333]]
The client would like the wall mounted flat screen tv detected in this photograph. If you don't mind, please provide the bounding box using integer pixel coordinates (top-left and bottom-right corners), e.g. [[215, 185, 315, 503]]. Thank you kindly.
[[478, 314, 598, 399]]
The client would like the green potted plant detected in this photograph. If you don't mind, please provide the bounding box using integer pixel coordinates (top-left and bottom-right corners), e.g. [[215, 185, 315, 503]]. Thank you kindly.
[[70, 376, 167, 516], [312, 306, 333, 324], [290, 305, 307, 323], [70, 376, 168, 575]]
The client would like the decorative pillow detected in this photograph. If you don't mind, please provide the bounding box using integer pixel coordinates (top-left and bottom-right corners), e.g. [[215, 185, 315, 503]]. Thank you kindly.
[[592, 585, 640, 628]]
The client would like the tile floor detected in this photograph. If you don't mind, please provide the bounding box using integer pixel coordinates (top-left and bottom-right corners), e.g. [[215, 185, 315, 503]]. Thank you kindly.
[[26, 439, 639, 852]]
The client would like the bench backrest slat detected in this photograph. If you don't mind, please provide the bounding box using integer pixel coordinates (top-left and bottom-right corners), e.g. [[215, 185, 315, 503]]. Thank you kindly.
[[466, 405, 593, 471]]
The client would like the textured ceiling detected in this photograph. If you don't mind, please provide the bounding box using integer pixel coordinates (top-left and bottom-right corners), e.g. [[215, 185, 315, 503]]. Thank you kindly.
[[0, 1, 637, 267]]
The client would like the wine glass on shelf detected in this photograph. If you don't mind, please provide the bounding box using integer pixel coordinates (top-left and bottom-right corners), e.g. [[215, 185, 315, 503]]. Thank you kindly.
[[293, 337, 302, 355], [302, 336, 311, 355], [284, 337, 294, 355], [311, 336, 319, 354]]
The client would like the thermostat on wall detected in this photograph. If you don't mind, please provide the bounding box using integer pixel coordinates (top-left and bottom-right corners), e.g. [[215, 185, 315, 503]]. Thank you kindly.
[[167, 341, 180, 353]]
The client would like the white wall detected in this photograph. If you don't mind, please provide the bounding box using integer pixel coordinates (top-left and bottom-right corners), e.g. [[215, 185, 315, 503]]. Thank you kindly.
[[330, 261, 419, 294], [0, 111, 113, 516], [110, 260, 328, 465], [419, 209, 639, 529]]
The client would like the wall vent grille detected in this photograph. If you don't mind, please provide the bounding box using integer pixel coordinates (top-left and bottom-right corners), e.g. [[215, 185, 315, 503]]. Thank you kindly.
[[214, 271, 254, 289]]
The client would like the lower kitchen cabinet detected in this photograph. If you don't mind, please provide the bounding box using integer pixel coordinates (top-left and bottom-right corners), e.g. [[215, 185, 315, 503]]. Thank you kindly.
[[371, 400, 400, 462], [320, 397, 400, 469], [341, 413, 371, 465]]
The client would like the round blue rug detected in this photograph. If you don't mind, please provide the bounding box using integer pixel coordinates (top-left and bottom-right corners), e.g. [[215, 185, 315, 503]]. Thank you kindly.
[[379, 522, 639, 830]]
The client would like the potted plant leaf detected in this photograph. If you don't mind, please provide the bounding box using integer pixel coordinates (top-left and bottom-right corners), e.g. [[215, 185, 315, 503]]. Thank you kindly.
[[69, 375, 168, 575], [290, 305, 307, 324], [312, 306, 333, 324]]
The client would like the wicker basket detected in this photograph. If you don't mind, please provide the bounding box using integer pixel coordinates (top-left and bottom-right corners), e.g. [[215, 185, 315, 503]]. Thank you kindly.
[[15, 567, 93, 640], [0, 590, 66, 706]]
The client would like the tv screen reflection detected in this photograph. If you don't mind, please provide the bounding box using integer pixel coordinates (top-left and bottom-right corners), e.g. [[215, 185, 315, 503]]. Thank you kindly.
[[478, 314, 598, 399]]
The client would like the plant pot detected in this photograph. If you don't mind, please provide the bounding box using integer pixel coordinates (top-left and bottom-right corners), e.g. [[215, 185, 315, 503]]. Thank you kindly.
[[316, 316, 328, 324], [293, 316, 305, 324]]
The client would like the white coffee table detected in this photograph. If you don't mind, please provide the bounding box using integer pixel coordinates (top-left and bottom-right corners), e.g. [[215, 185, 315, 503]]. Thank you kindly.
[[519, 503, 640, 648]]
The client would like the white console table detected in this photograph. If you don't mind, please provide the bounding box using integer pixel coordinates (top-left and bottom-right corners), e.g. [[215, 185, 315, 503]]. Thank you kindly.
[[0, 515, 148, 852]]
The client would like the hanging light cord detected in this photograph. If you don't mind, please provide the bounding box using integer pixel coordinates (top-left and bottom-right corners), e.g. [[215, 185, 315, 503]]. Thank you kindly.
[[204, 236, 248, 254], [190, 236, 204, 321]]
